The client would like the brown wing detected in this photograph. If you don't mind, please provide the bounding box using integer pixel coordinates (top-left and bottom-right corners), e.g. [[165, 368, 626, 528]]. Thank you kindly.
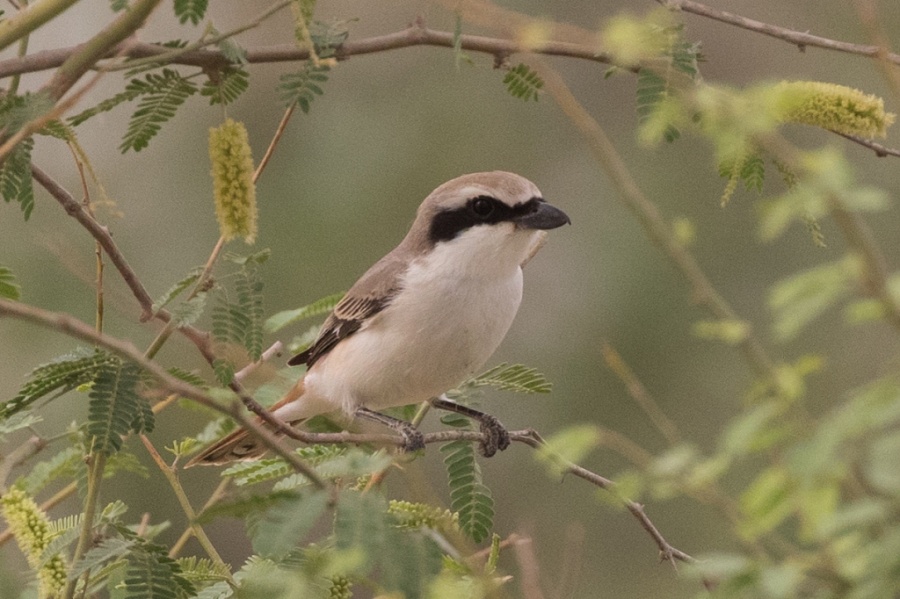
[[287, 251, 409, 368]]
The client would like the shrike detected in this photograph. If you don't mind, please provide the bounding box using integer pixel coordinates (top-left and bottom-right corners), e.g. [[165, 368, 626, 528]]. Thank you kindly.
[[187, 171, 569, 466]]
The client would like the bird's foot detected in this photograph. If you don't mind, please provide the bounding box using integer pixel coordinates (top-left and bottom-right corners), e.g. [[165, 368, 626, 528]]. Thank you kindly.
[[399, 423, 426, 453], [478, 413, 510, 458]]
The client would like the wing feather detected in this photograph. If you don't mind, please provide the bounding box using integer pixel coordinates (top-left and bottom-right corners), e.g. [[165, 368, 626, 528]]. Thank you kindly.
[[287, 252, 408, 367]]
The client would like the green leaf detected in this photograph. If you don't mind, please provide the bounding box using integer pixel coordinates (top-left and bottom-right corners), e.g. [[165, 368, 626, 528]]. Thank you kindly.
[[16, 447, 81, 494], [250, 490, 328, 558], [464, 362, 552, 394], [441, 440, 494, 543], [151, 267, 203, 314], [201, 67, 249, 106], [87, 360, 152, 455], [69, 537, 134, 580], [196, 489, 299, 525], [691, 319, 750, 345], [503, 63, 543, 102], [277, 62, 329, 112], [265, 291, 344, 332], [0, 410, 41, 435], [119, 69, 198, 153], [124, 542, 195, 598], [534, 424, 601, 476], [637, 69, 680, 142], [334, 491, 389, 574], [2, 349, 116, 421], [769, 257, 857, 340], [309, 19, 352, 59], [0, 136, 34, 219], [0, 266, 21, 299], [170, 293, 209, 327], [739, 467, 794, 538], [237, 267, 264, 361], [173, 0, 208, 24]]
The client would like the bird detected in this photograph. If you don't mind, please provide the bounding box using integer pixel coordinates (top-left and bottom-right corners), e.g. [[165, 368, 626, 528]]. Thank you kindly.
[[186, 171, 570, 467]]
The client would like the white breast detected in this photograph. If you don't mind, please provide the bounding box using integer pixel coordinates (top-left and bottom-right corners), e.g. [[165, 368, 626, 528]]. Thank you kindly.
[[291, 225, 538, 417]]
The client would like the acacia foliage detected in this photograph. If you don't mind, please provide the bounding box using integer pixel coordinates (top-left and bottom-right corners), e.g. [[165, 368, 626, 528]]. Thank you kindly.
[[1, 3, 900, 599]]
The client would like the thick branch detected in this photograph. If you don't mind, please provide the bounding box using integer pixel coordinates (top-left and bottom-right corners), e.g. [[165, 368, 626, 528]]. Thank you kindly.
[[662, 0, 900, 65], [0, 0, 79, 55]]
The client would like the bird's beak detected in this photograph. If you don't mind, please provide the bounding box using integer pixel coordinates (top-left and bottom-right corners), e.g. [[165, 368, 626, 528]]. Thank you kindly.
[[515, 201, 571, 230]]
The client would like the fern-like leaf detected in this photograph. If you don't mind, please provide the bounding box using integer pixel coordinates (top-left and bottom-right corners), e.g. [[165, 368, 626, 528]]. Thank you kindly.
[[636, 69, 679, 142], [334, 491, 389, 573], [265, 291, 344, 333], [236, 267, 264, 360], [503, 63, 543, 102], [0, 411, 41, 435], [465, 362, 552, 394], [87, 360, 151, 455], [0, 136, 34, 219], [441, 440, 494, 543], [69, 67, 191, 127], [68, 537, 134, 580], [0, 266, 21, 299], [309, 19, 352, 59], [17, 447, 81, 494], [250, 490, 329, 558], [124, 543, 195, 598], [173, 0, 208, 25], [740, 154, 766, 192], [278, 62, 329, 112], [151, 267, 203, 315], [176, 556, 231, 586], [201, 67, 249, 106], [119, 69, 198, 153], [2, 349, 116, 421]]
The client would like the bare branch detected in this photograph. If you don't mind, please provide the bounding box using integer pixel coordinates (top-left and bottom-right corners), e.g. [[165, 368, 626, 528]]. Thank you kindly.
[[661, 0, 900, 65], [0, 23, 616, 80], [0, 298, 329, 490]]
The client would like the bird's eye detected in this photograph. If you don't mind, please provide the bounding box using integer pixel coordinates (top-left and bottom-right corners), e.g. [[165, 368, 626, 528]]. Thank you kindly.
[[470, 197, 495, 218]]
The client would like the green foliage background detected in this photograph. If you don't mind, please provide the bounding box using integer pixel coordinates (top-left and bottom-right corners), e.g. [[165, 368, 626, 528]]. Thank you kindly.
[[2, 1, 900, 598]]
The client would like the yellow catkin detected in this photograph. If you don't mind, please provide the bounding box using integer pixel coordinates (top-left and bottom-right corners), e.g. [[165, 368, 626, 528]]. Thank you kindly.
[[776, 80, 896, 138], [0, 487, 68, 597], [209, 118, 258, 243]]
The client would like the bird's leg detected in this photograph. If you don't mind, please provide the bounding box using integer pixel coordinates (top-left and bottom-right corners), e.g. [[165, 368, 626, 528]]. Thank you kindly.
[[430, 395, 511, 457], [354, 406, 425, 452]]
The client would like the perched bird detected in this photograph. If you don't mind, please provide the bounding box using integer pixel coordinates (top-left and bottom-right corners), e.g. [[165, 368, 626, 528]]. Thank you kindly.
[[187, 171, 569, 466]]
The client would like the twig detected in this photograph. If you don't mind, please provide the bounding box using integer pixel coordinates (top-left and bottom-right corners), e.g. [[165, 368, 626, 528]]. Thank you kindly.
[[832, 132, 900, 158], [0, 23, 618, 79], [0, 435, 46, 490], [139, 435, 233, 582], [601, 343, 681, 446], [660, 0, 900, 65], [0, 298, 694, 566], [535, 60, 782, 390], [0, 298, 329, 490]]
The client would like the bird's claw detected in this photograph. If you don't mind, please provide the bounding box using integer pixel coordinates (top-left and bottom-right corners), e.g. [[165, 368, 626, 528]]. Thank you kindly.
[[478, 414, 510, 457], [399, 424, 426, 453]]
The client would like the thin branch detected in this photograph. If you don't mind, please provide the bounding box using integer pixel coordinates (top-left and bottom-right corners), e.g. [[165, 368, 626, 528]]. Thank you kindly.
[[42, 0, 161, 101], [139, 435, 233, 582], [832, 132, 900, 158], [0, 23, 617, 80], [0, 299, 694, 566], [660, 0, 900, 65], [0, 435, 46, 490], [536, 60, 782, 389], [0, 298, 329, 490]]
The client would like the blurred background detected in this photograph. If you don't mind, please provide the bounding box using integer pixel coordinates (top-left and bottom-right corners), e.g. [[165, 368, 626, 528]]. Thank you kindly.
[[2, 1, 900, 597]]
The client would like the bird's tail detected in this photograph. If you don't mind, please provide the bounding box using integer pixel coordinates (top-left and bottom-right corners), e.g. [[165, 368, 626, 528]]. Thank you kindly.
[[184, 377, 307, 467]]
